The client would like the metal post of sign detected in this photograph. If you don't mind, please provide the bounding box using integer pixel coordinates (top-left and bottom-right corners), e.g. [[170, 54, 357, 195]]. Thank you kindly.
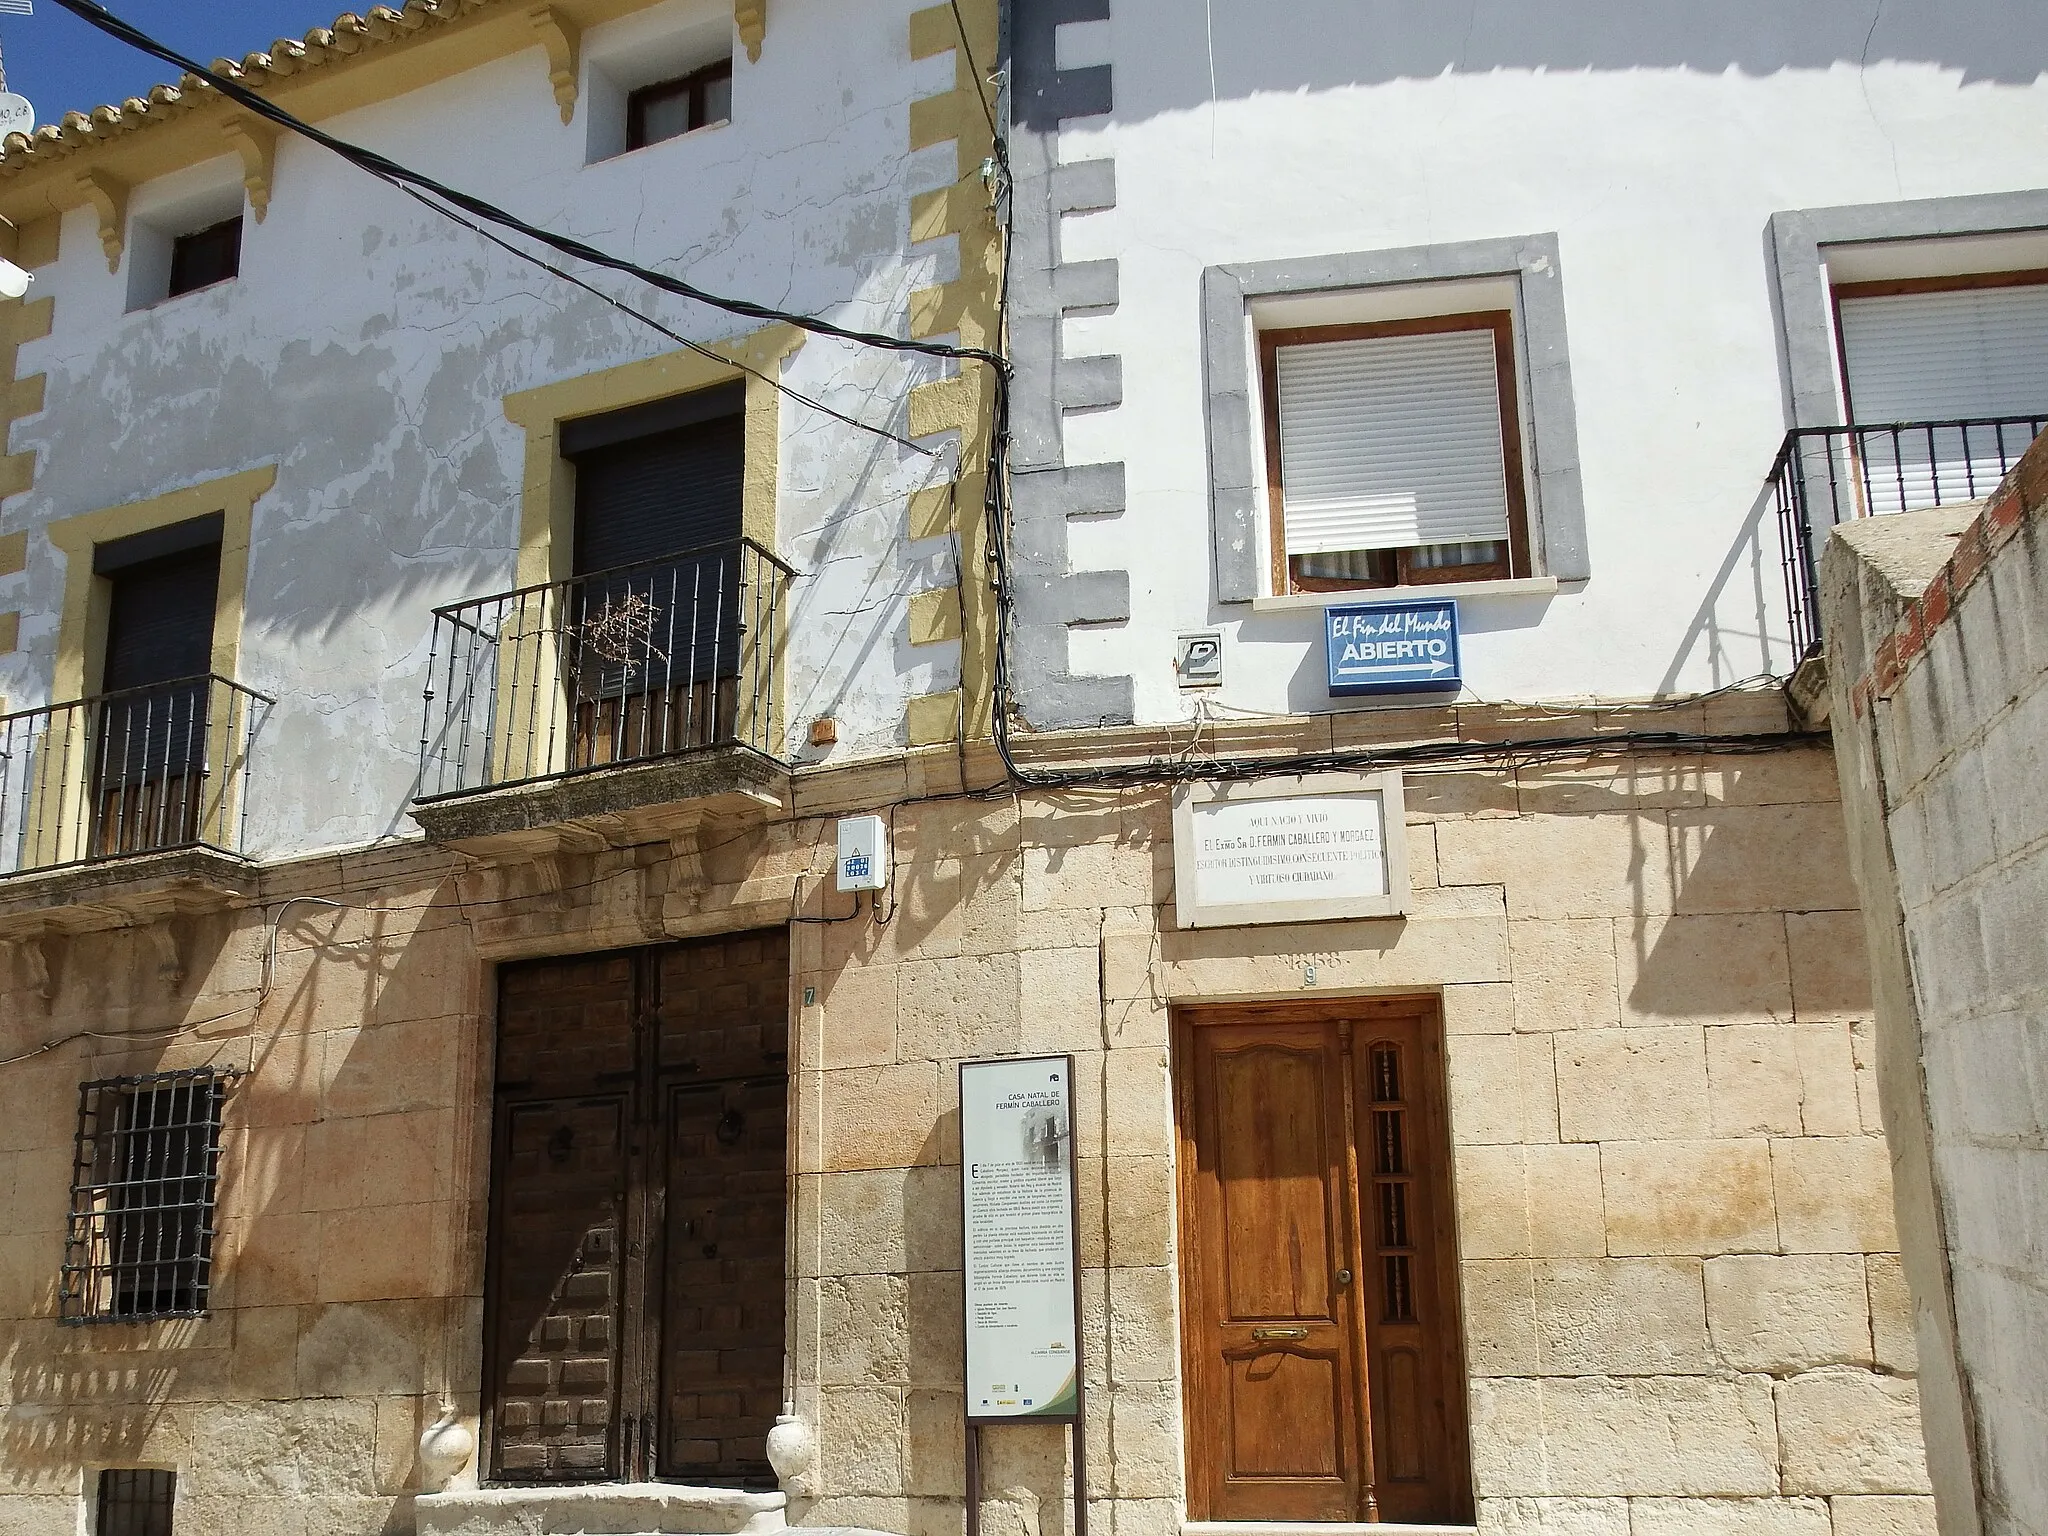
[[965, 1422, 982, 1536], [960, 1054, 1087, 1536]]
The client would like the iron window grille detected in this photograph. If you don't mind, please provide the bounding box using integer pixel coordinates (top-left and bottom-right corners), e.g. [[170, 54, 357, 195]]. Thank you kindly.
[[96, 1468, 177, 1536], [62, 1069, 236, 1325]]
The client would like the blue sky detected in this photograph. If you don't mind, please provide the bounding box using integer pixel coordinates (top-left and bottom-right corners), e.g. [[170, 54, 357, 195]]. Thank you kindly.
[[0, 1, 345, 125]]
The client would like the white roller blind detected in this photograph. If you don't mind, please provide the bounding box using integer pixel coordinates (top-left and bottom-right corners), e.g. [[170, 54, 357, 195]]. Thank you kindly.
[[1839, 284, 2048, 422], [1838, 284, 2048, 514], [1274, 328, 1511, 556]]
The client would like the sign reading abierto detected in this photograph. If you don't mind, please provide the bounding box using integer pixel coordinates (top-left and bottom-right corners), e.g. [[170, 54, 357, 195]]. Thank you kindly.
[[960, 1056, 1081, 1423], [1172, 773, 1409, 927], [1326, 598, 1462, 695]]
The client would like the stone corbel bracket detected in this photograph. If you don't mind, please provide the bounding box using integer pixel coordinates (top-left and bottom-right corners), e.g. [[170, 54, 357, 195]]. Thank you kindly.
[[74, 169, 128, 273], [222, 115, 280, 222], [144, 922, 188, 988], [14, 925, 58, 1008], [527, 5, 581, 125], [735, 0, 764, 62]]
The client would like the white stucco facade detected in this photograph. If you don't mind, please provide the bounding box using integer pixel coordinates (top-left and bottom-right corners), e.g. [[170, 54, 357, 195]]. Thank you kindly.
[[1006, 0, 2048, 726], [0, 0, 969, 862]]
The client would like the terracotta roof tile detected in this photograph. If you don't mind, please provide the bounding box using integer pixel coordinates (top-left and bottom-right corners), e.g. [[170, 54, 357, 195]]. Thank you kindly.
[[0, 0, 496, 172]]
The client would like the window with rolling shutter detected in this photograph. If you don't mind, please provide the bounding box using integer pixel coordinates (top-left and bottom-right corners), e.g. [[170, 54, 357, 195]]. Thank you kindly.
[[1260, 312, 1531, 594], [568, 383, 746, 575], [562, 385, 748, 767], [1834, 275, 2048, 515], [90, 522, 223, 855]]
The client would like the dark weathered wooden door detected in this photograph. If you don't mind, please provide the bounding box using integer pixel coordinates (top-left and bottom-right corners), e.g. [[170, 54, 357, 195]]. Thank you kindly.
[[486, 933, 789, 1486], [660, 1075, 786, 1480], [1176, 1000, 1470, 1525]]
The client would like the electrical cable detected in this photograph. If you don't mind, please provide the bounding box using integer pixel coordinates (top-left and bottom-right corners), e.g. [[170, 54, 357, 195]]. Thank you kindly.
[[392, 182, 937, 456], [947, 0, 1001, 145], [46, 0, 1812, 809], [0, 1007, 259, 1070]]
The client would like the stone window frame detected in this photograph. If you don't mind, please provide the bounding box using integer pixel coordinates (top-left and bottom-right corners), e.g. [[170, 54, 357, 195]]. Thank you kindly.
[[1767, 188, 2048, 430], [500, 324, 801, 590], [29, 465, 273, 867], [493, 326, 803, 773], [1202, 234, 1589, 604]]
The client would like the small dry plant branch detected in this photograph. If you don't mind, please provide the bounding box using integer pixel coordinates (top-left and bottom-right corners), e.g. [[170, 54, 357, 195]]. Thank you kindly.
[[579, 590, 670, 667]]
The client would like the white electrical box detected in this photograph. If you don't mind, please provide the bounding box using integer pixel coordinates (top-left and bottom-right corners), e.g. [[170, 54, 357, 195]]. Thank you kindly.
[[835, 815, 890, 892]]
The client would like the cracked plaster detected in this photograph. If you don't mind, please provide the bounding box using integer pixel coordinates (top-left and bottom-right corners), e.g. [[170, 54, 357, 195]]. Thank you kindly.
[[0, 0, 964, 862]]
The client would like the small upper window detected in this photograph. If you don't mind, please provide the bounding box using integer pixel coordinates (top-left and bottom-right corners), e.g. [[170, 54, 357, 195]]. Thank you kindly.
[[626, 58, 732, 150], [165, 217, 241, 298], [1260, 312, 1531, 594]]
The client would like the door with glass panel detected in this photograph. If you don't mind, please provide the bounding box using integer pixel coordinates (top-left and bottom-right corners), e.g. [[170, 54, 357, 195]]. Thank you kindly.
[[1175, 998, 1470, 1525]]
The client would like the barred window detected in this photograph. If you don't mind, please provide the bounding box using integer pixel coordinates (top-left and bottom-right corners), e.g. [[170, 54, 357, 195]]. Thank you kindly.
[[96, 1468, 177, 1536], [62, 1070, 234, 1324]]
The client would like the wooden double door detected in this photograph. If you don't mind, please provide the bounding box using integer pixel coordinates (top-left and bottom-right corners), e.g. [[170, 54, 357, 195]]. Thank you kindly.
[[1176, 999, 1471, 1525], [484, 932, 789, 1486]]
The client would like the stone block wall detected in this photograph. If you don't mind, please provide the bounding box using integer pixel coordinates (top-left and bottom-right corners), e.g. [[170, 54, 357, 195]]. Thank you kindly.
[[1823, 433, 2048, 1536], [0, 844, 488, 1536], [0, 717, 1930, 1536], [784, 727, 1930, 1536]]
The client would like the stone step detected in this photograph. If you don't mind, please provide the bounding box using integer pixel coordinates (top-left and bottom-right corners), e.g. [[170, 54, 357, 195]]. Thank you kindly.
[[416, 1484, 799, 1536]]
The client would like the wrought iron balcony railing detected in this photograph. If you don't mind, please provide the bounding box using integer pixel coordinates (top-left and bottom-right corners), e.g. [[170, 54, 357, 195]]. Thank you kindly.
[[1773, 415, 2047, 660], [0, 674, 272, 877], [417, 537, 793, 802]]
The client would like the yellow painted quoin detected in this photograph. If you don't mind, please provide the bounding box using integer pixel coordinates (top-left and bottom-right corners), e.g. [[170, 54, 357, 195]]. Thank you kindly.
[[903, 0, 1002, 747]]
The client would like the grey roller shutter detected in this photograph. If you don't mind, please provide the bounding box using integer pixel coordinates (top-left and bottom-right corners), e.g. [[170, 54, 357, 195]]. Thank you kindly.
[[570, 405, 745, 576], [98, 541, 220, 784], [567, 399, 747, 694]]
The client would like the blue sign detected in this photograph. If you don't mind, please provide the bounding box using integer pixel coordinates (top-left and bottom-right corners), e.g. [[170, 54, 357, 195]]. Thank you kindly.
[[1325, 599, 1462, 695]]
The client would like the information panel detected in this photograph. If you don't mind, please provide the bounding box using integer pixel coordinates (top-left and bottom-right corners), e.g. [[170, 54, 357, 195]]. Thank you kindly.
[[960, 1055, 1081, 1423]]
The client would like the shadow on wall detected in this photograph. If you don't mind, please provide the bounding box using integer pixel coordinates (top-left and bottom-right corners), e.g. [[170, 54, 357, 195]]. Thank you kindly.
[[1029, 0, 2043, 131], [1656, 478, 1791, 694], [0, 897, 484, 1503]]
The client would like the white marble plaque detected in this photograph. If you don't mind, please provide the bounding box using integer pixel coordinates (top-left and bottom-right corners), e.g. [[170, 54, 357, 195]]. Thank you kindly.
[[1172, 772, 1409, 927]]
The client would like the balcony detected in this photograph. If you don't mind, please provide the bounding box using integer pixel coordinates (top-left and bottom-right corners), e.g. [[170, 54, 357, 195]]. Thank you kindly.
[[0, 674, 271, 937], [411, 538, 795, 857], [1773, 415, 2047, 659]]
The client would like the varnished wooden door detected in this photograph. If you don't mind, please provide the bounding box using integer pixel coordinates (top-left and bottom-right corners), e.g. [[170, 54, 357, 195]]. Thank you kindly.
[[1176, 999, 1470, 1525], [485, 933, 789, 1486]]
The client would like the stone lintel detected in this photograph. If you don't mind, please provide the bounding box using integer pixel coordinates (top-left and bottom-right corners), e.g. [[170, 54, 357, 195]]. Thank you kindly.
[[408, 746, 791, 861], [0, 844, 256, 940]]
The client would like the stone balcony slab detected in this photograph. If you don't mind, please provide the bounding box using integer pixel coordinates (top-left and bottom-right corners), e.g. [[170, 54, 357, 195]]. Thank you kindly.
[[0, 843, 256, 942], [410, 745, 791, 861]]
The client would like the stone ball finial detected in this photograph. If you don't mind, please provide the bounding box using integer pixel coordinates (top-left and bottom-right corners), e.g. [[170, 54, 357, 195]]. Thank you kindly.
[[765, 1409, 816, 1496], [418, 1406, 475, 1493]]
